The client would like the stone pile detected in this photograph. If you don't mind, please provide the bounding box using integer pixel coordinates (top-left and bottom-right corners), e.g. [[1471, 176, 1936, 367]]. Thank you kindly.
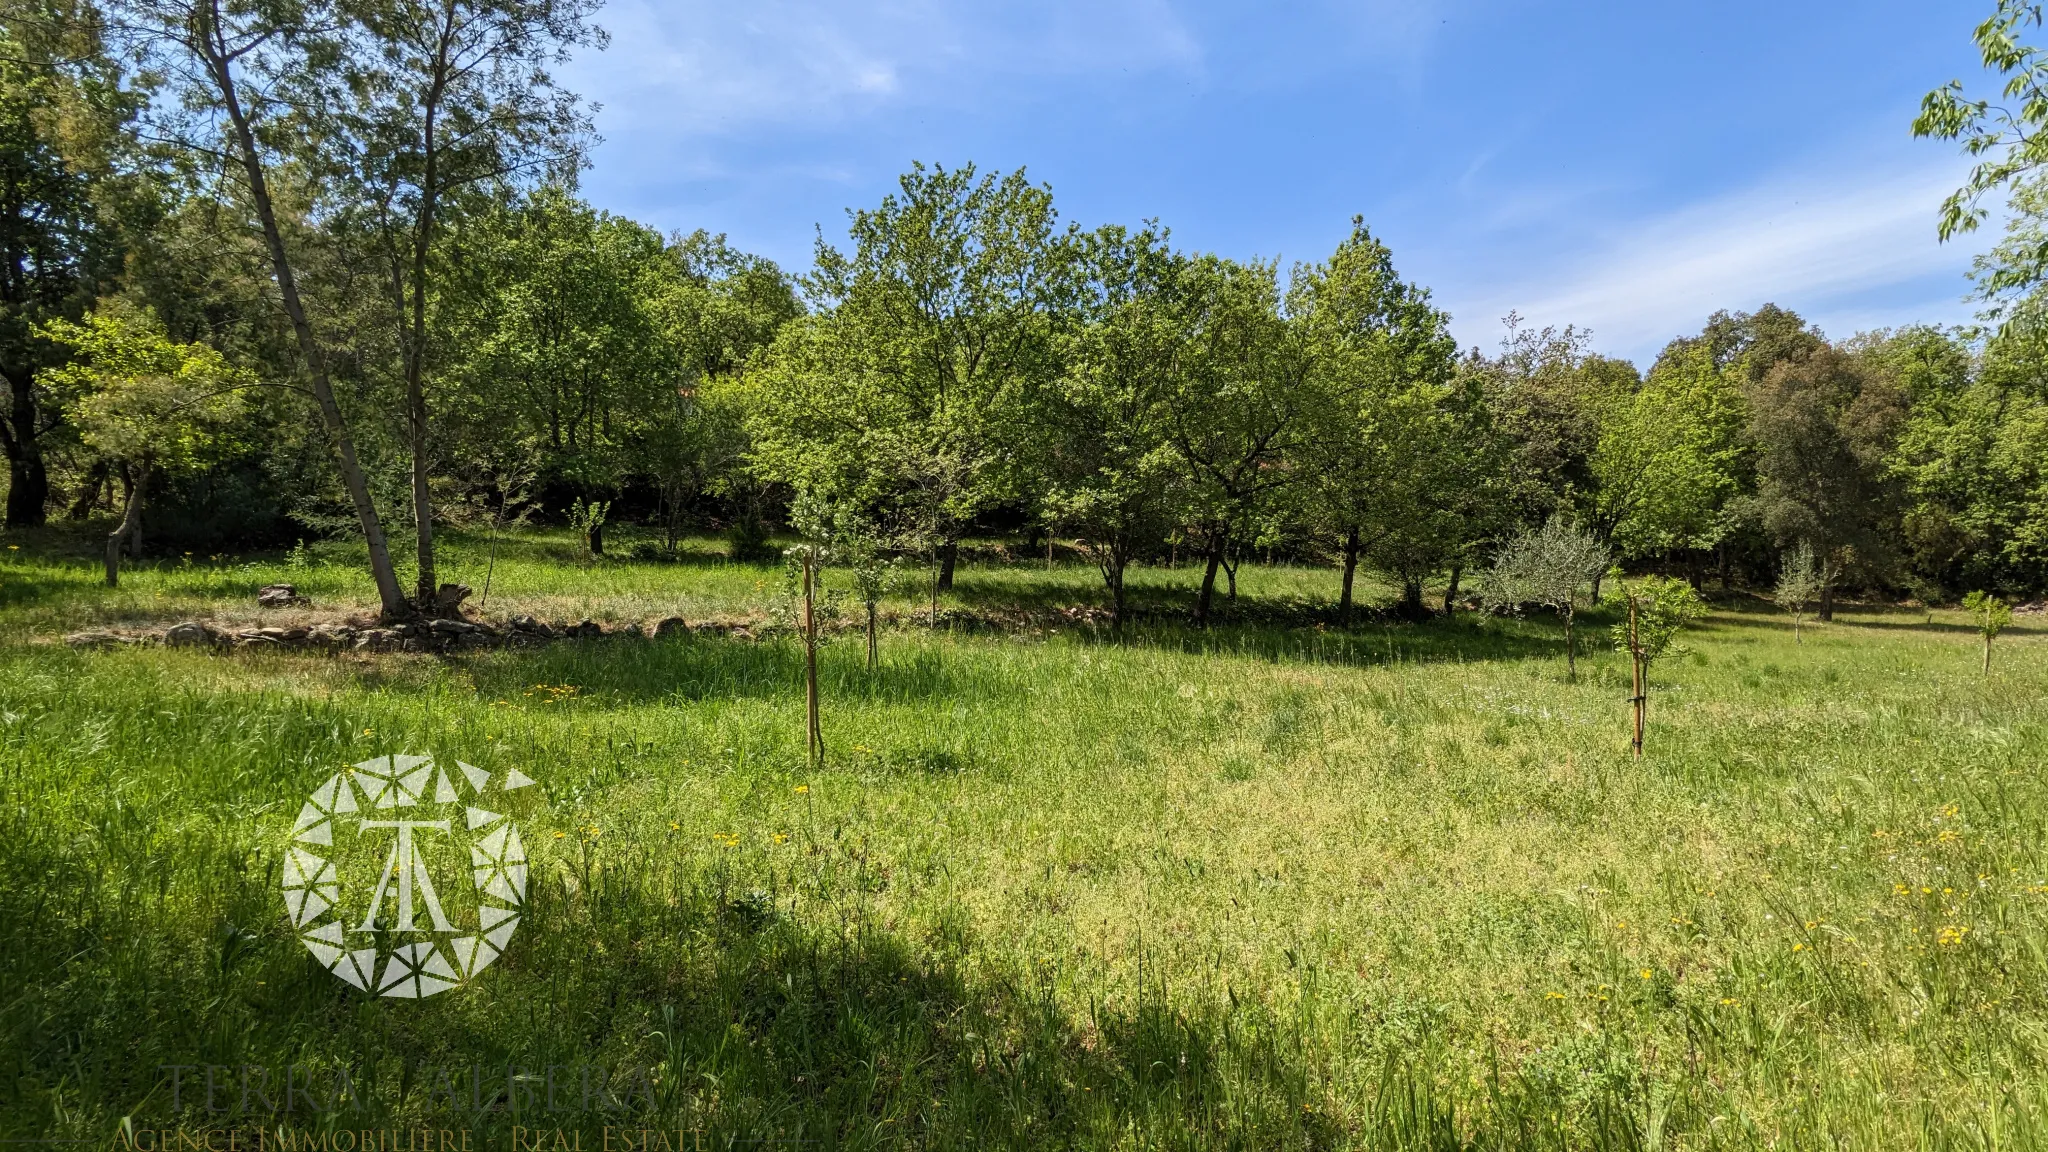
[[66, 614, 704, 654]]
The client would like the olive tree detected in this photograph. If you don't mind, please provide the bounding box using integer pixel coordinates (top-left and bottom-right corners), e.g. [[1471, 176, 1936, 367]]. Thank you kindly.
[[1479, 516, 1610, 680], [1774, 543, 1824, 643]]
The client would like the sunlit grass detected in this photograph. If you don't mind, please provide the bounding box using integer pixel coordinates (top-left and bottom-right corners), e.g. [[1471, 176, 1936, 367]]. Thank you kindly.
[[2, 531, 2046, 1148]]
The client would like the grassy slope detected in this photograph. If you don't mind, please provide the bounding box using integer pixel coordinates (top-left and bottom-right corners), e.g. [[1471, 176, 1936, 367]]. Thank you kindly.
[[3, 533, 2046, 1149]]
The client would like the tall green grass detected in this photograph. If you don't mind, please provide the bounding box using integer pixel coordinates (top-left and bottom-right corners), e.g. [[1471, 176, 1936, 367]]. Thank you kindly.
[[3, 534, 2046, 1148]]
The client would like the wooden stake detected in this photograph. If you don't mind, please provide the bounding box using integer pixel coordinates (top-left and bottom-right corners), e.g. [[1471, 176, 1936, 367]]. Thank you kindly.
[[803, 549, 822, 768]]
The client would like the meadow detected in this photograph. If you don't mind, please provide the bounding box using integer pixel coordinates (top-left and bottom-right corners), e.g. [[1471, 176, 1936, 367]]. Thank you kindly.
[[3, 528, 2047, 1150]]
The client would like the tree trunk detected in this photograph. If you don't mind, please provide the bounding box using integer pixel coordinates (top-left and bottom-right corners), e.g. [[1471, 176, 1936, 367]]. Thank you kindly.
[[403, 39, 450, 612], [1338, 526, 1360, 626], [68, 459, 110, 519], [1444, 565, 1463, 613], [1984, 634, 1993, 676], [866, 602, 878, 671], [199, 6, 409, 621], [1107, 554, 1128, 636], [1194, 534, 1224, 626], [1717, 544, 1730, 591], [1818, 582, 1835, 623], [104, 459, 149, 587], [1628, 597, 1644, 759], [937, 539, 958, 591], [587, 520, 604, 556], [1222, 548, 1239, 601], [409, 381, 436, 606], [1397, 579, 1426, 621], [802, 550, 823, 768], [1, 366, 48, 528], [4, 442, 47, 528], [1563, 603, 1577, 682]]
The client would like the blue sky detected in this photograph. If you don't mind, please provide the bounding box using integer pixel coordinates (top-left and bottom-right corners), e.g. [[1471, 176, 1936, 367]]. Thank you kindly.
[[561, 0, 1995, 367]]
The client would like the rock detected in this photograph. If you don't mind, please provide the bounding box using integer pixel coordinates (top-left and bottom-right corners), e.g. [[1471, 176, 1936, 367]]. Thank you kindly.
[[619, 621, 645, 639], [64, 630, 122, 649], [654, 616, 691, 639], [256, 627, 289, 640], [257, 584, 308, 609], [428, 618, 477, 635], [309, 625, 356, 645], [567, 619, 604, 639], [164, 621, 216, 648], [355, 629, 402, 652], [236, 634, 282, 647], [434, 583, 473, 617]]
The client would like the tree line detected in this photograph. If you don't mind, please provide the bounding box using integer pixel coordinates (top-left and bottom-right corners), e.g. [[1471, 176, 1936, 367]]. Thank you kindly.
[[3, 0, 2047, 622]]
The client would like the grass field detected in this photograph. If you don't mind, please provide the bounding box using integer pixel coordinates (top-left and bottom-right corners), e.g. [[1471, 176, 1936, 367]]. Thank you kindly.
[[4, 528, 2048, 1149]]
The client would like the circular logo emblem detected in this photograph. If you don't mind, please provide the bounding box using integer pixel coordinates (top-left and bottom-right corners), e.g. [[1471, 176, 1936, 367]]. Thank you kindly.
[[281, 754, 536, 998]]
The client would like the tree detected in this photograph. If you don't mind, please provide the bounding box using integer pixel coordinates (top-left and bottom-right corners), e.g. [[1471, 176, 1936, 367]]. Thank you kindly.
[[1589, 340, 1745, 567], [1889, 322, 2048, 595], [1774, 542, 1823, 643], [0, 2, 135, 527], [1607, 574, 1706, 758], [745, 164, 1062, 596], [1293, 219, 1464, 623], [1914, 1, 2048, 302], [1747, 346, 1907, 619], [327, 0, 599, 609], [41, 305, 246, 584], [1037, 224, 1184, 632], [638, 231, 800, 555], [1963, 589, 2013, 674], [1480, 516, 1610, 680], [110, 0, 410, 618], [1480, 316, 1637, 532], [834, 517, 894, 671], [1157, 255, 1314, 625], [439, 189, 672, 503]]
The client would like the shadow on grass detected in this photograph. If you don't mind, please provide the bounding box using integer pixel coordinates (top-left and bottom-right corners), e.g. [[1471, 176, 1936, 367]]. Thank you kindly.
[[0, 807, 1483, 1149], [461, 634, 989, 709]]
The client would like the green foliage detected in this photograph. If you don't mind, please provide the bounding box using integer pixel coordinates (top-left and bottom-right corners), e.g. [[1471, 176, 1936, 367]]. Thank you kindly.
[[1482, 516, 1610, 615], [1774, 543, 1823, 640], [566, 497, 608, 556], [1591, 341, 1746, 559], [1965, 589, 2014, 640], [742, 163, 1062, 549], [1916, 1, 2048, 247], [40, 305, 249, 471], [1890, 324, 2048, 593], [1607, 573, 1706, 670], [1036, 223, 1185, 608]]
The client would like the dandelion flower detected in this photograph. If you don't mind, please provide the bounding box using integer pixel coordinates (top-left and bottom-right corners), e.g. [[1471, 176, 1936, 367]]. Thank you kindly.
[[795, 784, 810, 794], [1639, 969, 1653, 980]]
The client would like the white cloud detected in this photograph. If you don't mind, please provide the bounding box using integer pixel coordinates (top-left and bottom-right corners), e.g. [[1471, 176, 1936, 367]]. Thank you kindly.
[[1448, 158, 1983, 363], [567, 0, 1202, 139]]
